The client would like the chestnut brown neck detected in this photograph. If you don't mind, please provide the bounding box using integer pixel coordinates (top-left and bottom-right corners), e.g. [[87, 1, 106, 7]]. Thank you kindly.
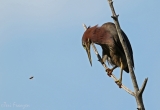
[[82, 25, 107, 44]]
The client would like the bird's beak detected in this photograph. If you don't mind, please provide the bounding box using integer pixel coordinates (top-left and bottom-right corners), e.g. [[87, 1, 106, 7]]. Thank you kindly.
[[85, 43, 92, 66]]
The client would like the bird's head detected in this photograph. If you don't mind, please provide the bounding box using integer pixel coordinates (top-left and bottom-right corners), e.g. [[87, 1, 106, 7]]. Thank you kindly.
[[82, 26, 93, 66]]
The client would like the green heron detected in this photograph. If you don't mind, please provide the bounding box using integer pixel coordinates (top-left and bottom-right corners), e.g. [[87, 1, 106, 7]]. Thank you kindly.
[[82, 22, 134, 87]]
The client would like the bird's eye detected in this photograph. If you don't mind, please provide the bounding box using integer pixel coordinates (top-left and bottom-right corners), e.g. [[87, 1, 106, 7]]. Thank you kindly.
[[82, 42, 86, 49]]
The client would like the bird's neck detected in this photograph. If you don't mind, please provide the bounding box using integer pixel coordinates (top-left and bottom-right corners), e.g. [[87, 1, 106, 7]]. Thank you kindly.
[[90, 27, 105, 44]]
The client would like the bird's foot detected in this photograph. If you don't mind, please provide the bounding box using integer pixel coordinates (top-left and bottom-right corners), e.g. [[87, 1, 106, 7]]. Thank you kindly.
[[115, 80, 122, 88], [106, 68, 113, 77]]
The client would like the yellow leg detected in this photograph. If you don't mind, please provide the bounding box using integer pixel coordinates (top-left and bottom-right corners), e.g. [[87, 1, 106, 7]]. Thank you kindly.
[[115, 62, 123, 88]]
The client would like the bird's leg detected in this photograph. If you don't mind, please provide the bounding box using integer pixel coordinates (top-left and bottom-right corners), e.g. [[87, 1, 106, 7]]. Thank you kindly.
[[115, 62, 123, 88], [106, 66, 117, 77]]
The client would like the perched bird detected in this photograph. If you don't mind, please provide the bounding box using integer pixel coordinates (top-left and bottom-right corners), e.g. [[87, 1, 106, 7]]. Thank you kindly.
[[82, 22, 134, 87]]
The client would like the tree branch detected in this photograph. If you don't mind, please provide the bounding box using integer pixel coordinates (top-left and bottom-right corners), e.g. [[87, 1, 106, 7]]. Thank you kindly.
[[139, 78, 148, 96], [82, 24, 135, 96], [107, 0, 148, 110]]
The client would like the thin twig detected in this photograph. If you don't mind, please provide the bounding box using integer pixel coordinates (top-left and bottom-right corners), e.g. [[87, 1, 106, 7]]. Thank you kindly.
[[82, 24, 134, 96], [139, 78, 148, 96], [91, 43, 108, 69]]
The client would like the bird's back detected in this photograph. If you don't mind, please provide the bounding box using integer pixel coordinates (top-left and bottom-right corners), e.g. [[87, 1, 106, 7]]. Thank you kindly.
[[101, 22, 134, 72]]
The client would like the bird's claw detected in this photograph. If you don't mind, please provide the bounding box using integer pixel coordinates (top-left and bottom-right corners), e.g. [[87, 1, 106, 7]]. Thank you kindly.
[[106, 68, 113, 77], [115, 80, 122, 88]]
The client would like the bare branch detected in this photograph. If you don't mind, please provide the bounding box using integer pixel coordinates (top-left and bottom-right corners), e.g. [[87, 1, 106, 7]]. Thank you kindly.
[[91, 43, 108, 69], [139, 78, 148, 96], [107, 0, 147, 110], [82, 24, 134, 96]]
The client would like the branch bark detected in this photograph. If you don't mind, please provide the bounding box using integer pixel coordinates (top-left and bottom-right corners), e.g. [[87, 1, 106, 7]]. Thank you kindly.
[[107, 0, 148, 110]]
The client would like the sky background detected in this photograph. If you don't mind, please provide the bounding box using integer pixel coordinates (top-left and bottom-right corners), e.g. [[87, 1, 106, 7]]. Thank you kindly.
[[0, 0, 159, 110]]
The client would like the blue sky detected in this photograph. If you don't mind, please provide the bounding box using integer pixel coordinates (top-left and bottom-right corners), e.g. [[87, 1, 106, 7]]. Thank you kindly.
[[0, 0, 160, 110]]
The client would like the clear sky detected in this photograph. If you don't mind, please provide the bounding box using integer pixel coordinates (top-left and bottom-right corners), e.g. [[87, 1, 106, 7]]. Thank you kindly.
[[0, 0, 159, 110]]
